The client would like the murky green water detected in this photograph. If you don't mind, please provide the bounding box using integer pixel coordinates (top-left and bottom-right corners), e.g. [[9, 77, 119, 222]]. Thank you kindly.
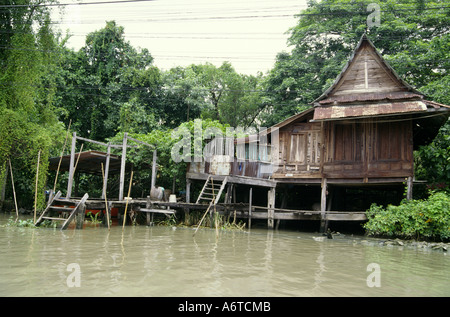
[[0, 213, 449, 297]]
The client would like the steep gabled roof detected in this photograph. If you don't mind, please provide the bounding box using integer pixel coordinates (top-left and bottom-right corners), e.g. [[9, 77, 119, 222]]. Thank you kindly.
[[313, 33, 422, 105], [309, 33, 450, 122]]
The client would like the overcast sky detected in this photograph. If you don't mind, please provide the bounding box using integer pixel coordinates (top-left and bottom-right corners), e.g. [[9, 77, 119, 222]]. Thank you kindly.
[[51, 0, 308, 75]]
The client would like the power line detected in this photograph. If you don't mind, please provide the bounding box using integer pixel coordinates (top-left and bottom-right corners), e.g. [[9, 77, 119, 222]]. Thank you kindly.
[[2, 5, 449, 25], [0, 0, 157, 8]]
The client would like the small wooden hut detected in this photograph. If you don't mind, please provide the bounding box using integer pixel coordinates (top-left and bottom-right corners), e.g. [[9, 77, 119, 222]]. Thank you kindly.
[[186, 34, 450, 231]]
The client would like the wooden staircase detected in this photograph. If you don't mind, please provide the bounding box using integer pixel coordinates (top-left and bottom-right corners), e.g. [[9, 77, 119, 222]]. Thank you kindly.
[[196, 176, 228, 205], [35, 191, 89, 230]]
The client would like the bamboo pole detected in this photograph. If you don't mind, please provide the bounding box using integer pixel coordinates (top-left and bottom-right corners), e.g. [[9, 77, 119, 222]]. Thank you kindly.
[[122, 170, 134, 230], [193, 201, 214, 237], [101, 163, 110, 230], [8, 159, 18, 222], [53, 119, 71, 193], [34, 150, 41, 223]]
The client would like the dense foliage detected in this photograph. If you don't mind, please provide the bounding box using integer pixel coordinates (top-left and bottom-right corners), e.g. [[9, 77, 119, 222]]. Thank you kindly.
[[0, 0, 449, 217], [262, 0, 450, 126], [364, 191, 450, 241], [0, 0, 65, 210]]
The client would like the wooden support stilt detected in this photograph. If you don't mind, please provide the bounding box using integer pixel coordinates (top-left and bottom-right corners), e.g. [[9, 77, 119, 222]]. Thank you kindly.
[[67, 132, 76, 199], [248, 187, 253, 229], [267, 187, 275, 229], [75, 203, 86, 229], [320, 178, 328, 233], [8, 159, 19, 222], [53, 120, 71, 193], [102, 143, 111, 200], [146, 196, 152, 226], [119, 133, 128, 201], [406, 176, 413, 200], [34, 150, 41, 223], [0, 161, 8, 212], [101, 163, 110, 230], [184, 179, 191, 225], [122, 170, 133, 230], [151, 149, 157, 190]]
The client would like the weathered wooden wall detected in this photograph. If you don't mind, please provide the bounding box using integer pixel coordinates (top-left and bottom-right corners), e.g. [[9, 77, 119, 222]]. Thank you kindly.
[[323, 118, 413, 179], [272, 116, 414, 181], [273, 121, 322, 178]]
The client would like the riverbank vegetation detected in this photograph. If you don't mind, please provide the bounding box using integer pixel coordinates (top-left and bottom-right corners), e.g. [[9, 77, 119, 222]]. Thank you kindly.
[[364, 191, 450, 241], [0, 1, 449, 238]]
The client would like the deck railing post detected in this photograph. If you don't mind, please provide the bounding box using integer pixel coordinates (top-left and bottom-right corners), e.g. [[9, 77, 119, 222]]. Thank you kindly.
[[67, 132, 76, 199], [267, 187, 275, 229], [320, 178, 328, 233], [102, 143, 111, 199], [119, 133, 128, 201]]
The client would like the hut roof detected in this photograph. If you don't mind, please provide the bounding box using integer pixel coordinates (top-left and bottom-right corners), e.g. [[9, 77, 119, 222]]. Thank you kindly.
[[48, 150, 130, 176], [313, 33, 422, 105], [308, 33, 450, 123]]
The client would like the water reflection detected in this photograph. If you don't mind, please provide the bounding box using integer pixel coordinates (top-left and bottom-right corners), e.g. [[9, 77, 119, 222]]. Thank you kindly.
[[0, 215, 449, 296]]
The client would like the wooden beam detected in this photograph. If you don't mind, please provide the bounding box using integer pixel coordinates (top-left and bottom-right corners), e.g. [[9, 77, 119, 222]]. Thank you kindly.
[[186, 172, 276, 188], [101, 143, 111, 199], [320, 177, 328, 233], [75, 135, 109, 147], [75, 135, 129, 148], [146, 196, 152, 226], [139, 208, 175, 215], [126, 136, 153, 148], [406, 176, 413, 200], [119, 133, 128, 201], [267, 187, 275, 229], [184, 179, 191, 225], [67, 132, 76, 199], [248, 187, 252, 229], [151, 149, 157, 190]]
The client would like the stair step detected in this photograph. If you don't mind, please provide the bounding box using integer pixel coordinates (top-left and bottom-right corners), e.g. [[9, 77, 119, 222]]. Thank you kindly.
[[49, 206, 74, 212], [140, 208, 175, 215], [42, 216, 67, 221]]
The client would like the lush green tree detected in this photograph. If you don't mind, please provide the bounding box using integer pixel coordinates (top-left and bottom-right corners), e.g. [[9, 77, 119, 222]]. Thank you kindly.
[[0, 0, 66, 211], [160, 66, 211, 127], [104, 119, 230, 198], [56, 21, 161, 141], [162, 62, 266, 128]]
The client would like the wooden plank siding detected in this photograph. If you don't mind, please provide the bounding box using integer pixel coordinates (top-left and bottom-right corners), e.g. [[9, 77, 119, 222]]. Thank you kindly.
[[273, 122, 322, 178], [322, 119, 413, 179], [272, 116, 414, 181]]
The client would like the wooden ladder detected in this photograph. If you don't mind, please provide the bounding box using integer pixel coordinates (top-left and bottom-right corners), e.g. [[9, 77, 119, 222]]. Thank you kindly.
[[196, 176, 228, 205], [35, 191, 89, 230]]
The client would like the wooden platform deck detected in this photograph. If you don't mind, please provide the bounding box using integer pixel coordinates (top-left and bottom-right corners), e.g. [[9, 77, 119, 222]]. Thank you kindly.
[[45, 193, 367, 229], [67, 197, 367, 224]]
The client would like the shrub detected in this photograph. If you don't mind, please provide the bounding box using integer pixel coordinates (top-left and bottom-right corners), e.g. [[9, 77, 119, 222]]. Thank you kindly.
[[364, 191, 450, 241]]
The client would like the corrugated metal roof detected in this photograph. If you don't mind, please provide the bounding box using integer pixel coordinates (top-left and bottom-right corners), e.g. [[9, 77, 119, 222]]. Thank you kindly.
[[312, 101, 427, 121]]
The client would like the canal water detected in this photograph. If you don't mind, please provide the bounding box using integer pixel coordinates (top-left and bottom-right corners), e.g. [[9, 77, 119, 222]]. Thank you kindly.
[[0, 214, 449, 297]]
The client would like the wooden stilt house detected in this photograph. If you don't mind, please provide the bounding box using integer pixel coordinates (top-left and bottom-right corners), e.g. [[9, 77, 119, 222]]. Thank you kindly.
[[186, 34, 450, 231]]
